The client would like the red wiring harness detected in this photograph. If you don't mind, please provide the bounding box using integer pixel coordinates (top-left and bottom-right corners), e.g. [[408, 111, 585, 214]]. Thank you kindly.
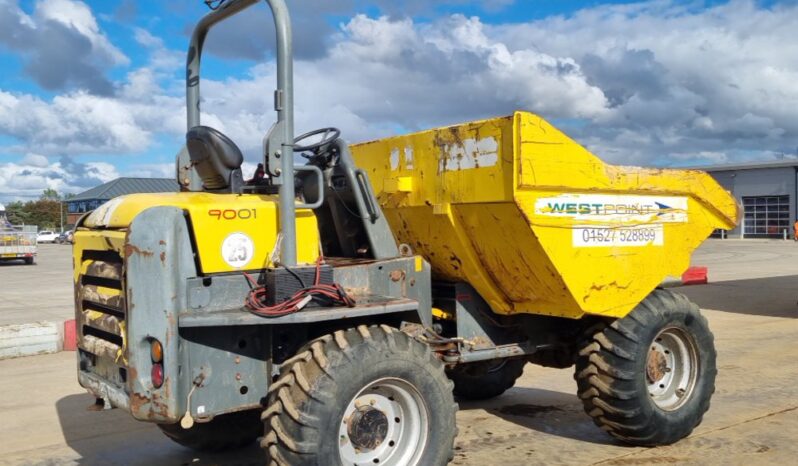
[[243, 257, 355, 317]]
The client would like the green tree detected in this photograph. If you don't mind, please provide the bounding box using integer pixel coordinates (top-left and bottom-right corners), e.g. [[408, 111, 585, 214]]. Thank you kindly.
[[4, 190, 66, 230], [5, 201, 28, 225], [41, 188, 61, 200]]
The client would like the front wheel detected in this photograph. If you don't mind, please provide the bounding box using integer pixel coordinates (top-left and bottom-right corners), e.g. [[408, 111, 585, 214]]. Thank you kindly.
[[575, 289, 716, 446], [262, 325, 458, 466]]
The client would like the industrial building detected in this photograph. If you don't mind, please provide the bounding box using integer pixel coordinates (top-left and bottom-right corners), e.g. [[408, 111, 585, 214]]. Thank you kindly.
[[66, 178, 178, 226], [697, 160, 798, 239]]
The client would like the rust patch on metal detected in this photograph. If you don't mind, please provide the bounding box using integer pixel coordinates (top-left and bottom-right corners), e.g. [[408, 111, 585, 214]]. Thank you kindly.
[[389, 269, 405, 282], [124, 244, 153, 258], [647, 348, 668, 383], [129, 392, 150, 414], [130, 388, 172, 421], [160, 251, 166, 263], [149, 390, 171, 419], [468, 335, 493, 350]]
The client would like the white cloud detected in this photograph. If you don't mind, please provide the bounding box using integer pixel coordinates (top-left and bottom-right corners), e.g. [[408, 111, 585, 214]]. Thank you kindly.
[[21, 153, 49, 168], [0, 0, 128, 94], [196, 13, 609, 151], [489, 0, 798, 163], [133, 27, 182, 71], [0, 89, 155, 154], [0, 155, 119, 200], [126, 162, 174, 179], [35, 0, 128, 66]]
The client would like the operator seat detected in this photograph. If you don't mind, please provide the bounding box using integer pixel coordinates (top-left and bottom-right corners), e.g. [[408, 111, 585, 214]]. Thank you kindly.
[[186, 126, 244, 192]]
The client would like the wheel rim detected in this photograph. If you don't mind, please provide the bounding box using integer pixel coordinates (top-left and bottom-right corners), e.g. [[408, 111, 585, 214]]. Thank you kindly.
[[646, 327, 699, 411], [338, 377, 429, 466]]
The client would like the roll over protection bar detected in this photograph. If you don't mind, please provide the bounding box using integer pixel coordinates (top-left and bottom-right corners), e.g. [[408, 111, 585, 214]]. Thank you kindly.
[[180, 0, 299, 265]]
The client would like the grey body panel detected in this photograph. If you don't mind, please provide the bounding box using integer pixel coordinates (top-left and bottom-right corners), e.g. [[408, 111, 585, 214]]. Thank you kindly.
[[180, 297, 419, 327], [124, 207, 197, 421], [180, 256, 430, 328]]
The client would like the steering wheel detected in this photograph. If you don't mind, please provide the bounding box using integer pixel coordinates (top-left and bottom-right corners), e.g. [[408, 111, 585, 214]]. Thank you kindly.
[[293, 127, 341, 154]]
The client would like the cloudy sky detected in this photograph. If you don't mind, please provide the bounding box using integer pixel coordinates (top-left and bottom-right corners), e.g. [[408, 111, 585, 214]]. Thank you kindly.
[[0, 0, 796, 201]]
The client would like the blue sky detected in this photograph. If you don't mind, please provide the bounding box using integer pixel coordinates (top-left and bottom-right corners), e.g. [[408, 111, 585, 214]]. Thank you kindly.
[[0, 0, 796, 201]]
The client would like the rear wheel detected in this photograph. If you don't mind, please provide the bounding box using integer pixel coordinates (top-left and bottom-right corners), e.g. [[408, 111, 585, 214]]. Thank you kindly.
[[24, 257, 34, 265], [447, 358, 525, 400], [158, 409, 262, 451], [262, 325, 457, 466], [575, 289, 716, 446]]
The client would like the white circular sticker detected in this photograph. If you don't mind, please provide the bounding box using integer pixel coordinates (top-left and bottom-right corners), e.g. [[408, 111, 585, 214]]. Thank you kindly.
[[221, 232, 254, 269]]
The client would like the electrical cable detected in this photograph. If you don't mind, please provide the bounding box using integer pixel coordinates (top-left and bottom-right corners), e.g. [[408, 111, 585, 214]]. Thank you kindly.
[[244, 255, 355, 317]]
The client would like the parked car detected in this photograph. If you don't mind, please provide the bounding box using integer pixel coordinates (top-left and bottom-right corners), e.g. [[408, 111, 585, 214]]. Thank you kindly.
[[36, 231, 58, 243], [56, 231, 74, 244]]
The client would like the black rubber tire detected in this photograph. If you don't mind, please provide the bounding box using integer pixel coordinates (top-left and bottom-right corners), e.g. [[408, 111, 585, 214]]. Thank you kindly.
[[158, 409, 262, 451], [262, 324, 458, 466], [24, 257, 34, 265], [448, 358, 526, 400], [575, 289, 716, 446]]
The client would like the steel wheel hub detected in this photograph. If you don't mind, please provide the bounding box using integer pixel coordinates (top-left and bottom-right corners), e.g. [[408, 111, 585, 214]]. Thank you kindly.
[[339, 378, 429, 466], [347, 406, 389, 451], [646, 348, 668, 383], [646, 327, 699, 411]]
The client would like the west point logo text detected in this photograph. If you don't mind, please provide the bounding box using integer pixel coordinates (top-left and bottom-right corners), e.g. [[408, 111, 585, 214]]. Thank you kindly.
[[545, 202, 671, 216]]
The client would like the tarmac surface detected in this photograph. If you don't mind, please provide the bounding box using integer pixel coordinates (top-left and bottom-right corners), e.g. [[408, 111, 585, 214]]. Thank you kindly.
[[0, 243, 73, 326], [0, 239, 796, 465]]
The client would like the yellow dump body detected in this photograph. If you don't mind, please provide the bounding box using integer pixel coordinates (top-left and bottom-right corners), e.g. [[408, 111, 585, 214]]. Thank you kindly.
[[351, 111, 739, 319]]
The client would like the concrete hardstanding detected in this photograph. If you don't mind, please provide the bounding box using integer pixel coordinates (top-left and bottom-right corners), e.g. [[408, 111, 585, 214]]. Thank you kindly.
[[0, 244, 73, 327]]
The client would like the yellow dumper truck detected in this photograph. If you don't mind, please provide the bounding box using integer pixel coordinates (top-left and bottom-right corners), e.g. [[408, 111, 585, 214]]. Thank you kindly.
[[72, 1, 739, 464]]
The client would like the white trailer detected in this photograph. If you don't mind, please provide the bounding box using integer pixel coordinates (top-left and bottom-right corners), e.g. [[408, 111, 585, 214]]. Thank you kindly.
[[0, 225, 37, 265]]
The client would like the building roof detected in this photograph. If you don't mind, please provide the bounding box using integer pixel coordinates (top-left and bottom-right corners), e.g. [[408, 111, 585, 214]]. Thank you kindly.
[[691, 159, 798, 172], [69, 177, 178, 202]]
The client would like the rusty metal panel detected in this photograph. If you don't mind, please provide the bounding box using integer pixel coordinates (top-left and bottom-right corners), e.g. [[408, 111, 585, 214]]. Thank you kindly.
[[125, 207, 197, 423]]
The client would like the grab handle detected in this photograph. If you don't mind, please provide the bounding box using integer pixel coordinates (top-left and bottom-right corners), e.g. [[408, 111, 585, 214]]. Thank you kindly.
[[355, 169, 380, 222]]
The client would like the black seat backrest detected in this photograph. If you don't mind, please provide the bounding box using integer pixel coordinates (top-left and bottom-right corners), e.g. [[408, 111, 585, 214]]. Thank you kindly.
[[186, 126, 244, 192]]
